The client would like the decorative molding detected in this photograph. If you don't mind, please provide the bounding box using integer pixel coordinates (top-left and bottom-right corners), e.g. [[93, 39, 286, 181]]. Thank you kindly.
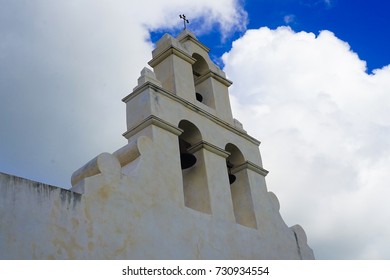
[[148, 46, 196, 68], [231, 161, 269, 177], [122, 81, 154, 103], [195, 70, 233, 87], [121, 82, 261, 146], [123, 115, 183, 140], [178, 33, 210, 53], [188, 141, 230, 158]]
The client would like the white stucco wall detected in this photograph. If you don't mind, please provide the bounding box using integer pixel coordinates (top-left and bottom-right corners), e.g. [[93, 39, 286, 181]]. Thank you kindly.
[[0, 134, 314, 259], [0, 30, 314, 260]]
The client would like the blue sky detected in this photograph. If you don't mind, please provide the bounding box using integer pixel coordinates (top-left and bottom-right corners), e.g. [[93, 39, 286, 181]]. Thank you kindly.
[[242, 0, 390, 72], [1, 0, 390, 260], [152, 0, 390, 72]]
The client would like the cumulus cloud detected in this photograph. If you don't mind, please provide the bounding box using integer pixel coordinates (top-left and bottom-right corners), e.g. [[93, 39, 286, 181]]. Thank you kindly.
[[144, 0, 247, 39], [2, 0, 388, 260], [283, 14, 296, 25], [0, 0, 246, 187], [301, 0, 335, 8], [223, 26, 390, 259]]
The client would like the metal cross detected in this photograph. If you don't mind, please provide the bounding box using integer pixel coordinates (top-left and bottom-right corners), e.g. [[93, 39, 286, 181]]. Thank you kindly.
[[179, 14, 189, 30]]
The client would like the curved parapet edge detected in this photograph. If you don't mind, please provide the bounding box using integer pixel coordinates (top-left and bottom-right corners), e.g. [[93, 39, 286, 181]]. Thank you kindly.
[[290, 224, 315, 260], [70, 136, 152, 193], [112, 136, 152, 167], [70, 152, 120, 192], [267, 191, 280, 212]]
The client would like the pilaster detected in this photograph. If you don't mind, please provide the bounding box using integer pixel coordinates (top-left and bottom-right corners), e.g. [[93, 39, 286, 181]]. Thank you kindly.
[[189, 141, 236, 223]]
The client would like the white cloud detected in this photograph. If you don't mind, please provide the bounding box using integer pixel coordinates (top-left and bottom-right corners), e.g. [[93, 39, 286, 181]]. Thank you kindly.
[[301, 0, 335, 9], [0, 0, 246, 187], [323, 0, 334, 8], [223, 26, 390, 259], [283, 14, 296, 25], [2, 0, 389, 260], [140, 0, 247, 39]]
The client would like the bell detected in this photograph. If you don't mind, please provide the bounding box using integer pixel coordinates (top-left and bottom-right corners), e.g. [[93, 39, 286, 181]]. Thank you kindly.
[[196, 92, 203, 102], [180, 153, 197, 169], [227, 161, 236, 184], [228, 173, 236, 184], [179, 138, 197, 169]]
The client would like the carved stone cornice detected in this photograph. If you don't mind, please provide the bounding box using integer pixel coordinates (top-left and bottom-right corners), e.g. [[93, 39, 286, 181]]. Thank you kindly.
[[148, 45, 196, 68], [195, 70, 233, 87], [123, 115, 183, 140], [122, 82, 260, 146], [188, 141, 230, 158], [231, 161, 269, 177]]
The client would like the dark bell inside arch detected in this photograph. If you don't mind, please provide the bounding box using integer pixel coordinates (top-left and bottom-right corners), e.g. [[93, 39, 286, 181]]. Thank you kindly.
[[179, 138, 197, 169], [228, 173, 236, 184], [196, 92, 203, 102], [180, 153, 197, 169], [227, 161, 236, 184]]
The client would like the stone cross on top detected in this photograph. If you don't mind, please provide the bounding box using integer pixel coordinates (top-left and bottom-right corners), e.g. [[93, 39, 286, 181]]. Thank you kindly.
[[179, 14, 189, 30]]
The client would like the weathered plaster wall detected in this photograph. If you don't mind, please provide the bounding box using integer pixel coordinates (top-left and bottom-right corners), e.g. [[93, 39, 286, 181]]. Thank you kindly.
[[0, 30, 314, 260], [0, 134, 314, 259], [0, 172, 83, 259]]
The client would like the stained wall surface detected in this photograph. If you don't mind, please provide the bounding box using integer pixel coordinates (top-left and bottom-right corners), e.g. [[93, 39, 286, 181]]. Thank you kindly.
[[0, 134, 313, 259], [0, 30, 314, 260]]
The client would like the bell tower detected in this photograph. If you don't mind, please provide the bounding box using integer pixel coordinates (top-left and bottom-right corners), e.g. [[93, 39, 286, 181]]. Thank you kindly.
[[3, 29, 314, 260], [115, 29, 314, 259], [122, 30, 272, 227], [148, 30, 235, 123]]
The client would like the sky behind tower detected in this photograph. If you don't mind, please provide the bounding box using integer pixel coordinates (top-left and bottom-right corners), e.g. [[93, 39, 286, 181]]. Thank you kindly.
[[1, 0, 390, 259]]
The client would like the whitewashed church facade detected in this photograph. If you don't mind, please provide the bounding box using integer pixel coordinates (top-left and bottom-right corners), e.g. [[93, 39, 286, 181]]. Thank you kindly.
[[0, 30, 314, 259]]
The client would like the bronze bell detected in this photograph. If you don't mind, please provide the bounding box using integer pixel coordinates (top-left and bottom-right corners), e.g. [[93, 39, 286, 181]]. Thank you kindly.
[[227, 161, 236, 184], [179, 138, 197, 169], [228, 173, 236, 184], [196, 92, 203, 102]]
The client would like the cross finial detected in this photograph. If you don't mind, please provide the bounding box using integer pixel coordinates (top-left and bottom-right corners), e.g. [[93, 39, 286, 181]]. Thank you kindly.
[[179, 14, 189, 30]]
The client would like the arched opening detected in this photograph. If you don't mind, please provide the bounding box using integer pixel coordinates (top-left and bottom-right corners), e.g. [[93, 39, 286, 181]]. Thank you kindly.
[[179, 120, 211, 214], [192, 54, 208, 77], [192, 53, 215, 108], [225, 143, 257, 228], [225, 144, 245, 185], [178, 121, 200, 170]]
